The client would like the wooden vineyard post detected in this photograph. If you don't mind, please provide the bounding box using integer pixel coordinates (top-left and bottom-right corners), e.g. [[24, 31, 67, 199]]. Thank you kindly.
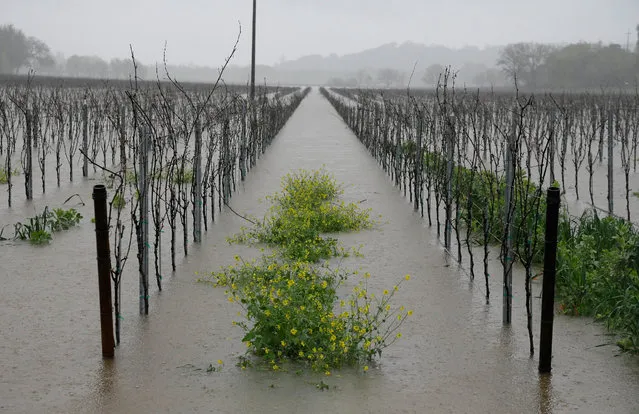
[[119, 105, 127, 177], [607, 109, 614, 214], [32, 103, 38, 149], [444, 115, 454, 250], [503, 108, 516, 324], [549, 112, 555, 185], [414, 114, 423, 212], [250, 102, 257, 168], [599, 106, 605, 163], [92, 184, 115, 358], [139, 125, 149, 314], [68, 105, 74, 182], [25, 106, 33, 200], [82, 100, 89, 177], [239, 100, 247, 181], [193, 113, 203, 243], [539, 186, 561, 373], [222, 116, 231, 205]]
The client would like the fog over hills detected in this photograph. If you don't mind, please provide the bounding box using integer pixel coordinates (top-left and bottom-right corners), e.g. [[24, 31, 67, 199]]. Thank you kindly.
[[276, 42, 501, 72], [215, 42, 504, 87], [2, 0, 637, 89]]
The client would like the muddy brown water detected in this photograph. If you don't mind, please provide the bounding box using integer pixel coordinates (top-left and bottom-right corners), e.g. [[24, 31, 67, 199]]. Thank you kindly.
[[1, 88, 639, 413]]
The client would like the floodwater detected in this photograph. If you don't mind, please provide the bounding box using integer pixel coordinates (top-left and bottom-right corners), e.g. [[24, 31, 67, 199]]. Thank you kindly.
[[1, 88, 639, 413]]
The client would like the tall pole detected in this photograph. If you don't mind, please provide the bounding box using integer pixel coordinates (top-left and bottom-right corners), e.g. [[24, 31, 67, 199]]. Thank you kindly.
[[249, 0, 258, 180], [250, 0, 257, 101], [539, 186, 561, 373]]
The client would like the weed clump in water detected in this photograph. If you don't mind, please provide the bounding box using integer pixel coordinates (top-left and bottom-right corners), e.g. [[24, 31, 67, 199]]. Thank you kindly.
[[201, 168, 412, 373], [0, 168, 20, 184], [556, 210, 639, 353], [229, 169, 373, 262], [12, 206, 82, 245]]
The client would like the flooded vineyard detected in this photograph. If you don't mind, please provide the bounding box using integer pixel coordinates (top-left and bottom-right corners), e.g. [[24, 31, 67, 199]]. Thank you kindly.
[[1, 84, 639, 413]]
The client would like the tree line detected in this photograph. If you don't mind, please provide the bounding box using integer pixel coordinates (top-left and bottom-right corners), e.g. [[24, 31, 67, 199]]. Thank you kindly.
[[368, 35, 639, 90], [0, 24, 147, 79], [331, 27, 639, 90], [4, 22, 639, 90], [497, 33, 639, 90], [0, 24, 53, 74], [328, 35, 639, 91]]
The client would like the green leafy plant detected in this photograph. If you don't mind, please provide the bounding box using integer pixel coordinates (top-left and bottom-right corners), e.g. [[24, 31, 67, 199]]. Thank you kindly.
[[556, 210, 639, 353], [0, 168, 20, 184], [173, 167, 193, 184], [112, 193, 126, 210], [15, 207, 54, 244], [51, 208, 83, 231], [29, 229, 53, 245], [205, 256, 411, 373], [229, 169, 373, 262], [13, 206, 83, 245], [201, 169, 411, 373]]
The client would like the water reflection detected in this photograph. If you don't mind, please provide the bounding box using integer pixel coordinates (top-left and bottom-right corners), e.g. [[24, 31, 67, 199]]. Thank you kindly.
[[499, 324, 515, 359], [538, 373, 554, 414], [95, 358, 116, 408]]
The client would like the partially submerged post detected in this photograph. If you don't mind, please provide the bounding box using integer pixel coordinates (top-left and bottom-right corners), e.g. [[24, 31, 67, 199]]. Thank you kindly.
[[607, 109, 614, 214], [82, 100, 89, 177], [548, 112, 555, 185], [222, 116, 232, 205], [25, 106, 33, 200], [539, 186, 561, 373], [503, 108, 517, 324], [92, 184, 115, 358], [119, 105, 127, 176], [444, 116, 454, 250], [239, 100, 247, 181], [414, 114, 423, 212], [193, 113, 202, 243], [139, 126, 149, 314]]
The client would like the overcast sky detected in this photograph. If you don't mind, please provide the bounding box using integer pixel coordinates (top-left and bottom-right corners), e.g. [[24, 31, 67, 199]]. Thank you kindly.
[[3, 0, 638, 67]]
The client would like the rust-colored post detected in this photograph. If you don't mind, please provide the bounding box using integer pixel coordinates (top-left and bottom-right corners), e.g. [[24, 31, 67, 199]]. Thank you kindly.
[[93, 184, 115, 358]]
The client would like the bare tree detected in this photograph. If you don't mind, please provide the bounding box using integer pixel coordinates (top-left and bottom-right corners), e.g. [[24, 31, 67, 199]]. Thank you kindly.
[[497, 43, 554, 88]]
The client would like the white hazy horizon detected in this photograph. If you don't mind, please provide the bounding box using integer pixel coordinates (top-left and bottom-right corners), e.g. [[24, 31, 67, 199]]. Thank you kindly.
[[3, 0, 638, 67]]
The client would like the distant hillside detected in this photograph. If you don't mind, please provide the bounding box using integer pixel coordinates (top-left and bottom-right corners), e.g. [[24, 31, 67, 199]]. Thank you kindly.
[[8, 38, 506, 88], [275, 42, 502, 73], [150, 40, 506, 87]]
